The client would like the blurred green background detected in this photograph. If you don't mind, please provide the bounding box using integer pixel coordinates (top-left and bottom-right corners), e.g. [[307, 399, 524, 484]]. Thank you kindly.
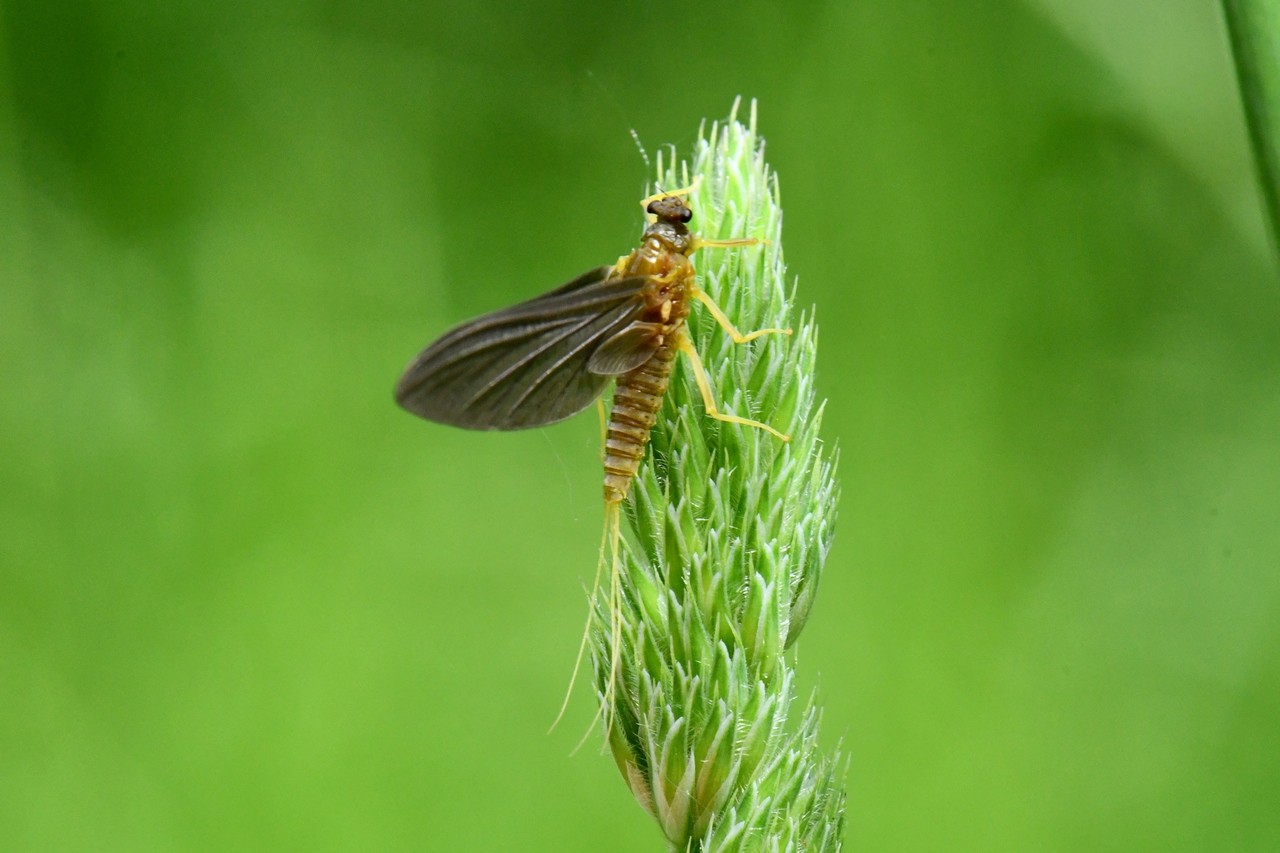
[[3, 1, 1277, 849]]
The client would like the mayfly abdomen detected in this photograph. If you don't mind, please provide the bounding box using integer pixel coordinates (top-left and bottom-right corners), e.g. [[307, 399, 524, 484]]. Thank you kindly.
[[603, 338, 679, 504]]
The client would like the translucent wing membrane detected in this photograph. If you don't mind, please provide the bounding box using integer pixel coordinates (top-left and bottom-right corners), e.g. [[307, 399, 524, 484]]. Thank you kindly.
[[587, 322, 665, 375], [395, 267, 656, 430]]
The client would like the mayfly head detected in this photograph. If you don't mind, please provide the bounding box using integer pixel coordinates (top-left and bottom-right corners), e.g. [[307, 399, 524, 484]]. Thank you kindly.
[[642, 194, 694, 254]]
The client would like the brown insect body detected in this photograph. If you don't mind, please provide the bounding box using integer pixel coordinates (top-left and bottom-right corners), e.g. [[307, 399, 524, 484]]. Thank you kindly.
[[603, 197, 696, 504], [394, 186, 787, 733]]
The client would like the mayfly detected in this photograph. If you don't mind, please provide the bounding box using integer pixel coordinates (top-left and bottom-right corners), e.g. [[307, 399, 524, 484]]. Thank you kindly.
[[394, 181, 791, 729]]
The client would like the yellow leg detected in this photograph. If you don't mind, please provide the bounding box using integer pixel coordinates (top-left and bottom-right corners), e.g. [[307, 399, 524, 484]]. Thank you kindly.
[[639, 175, 702, 211], [677, 335, 790, 442], [692, 287, 793, 343], [690, 235, 770, 251]]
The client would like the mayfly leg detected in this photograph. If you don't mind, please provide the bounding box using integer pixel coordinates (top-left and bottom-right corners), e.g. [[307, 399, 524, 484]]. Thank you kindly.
[[686, 275, 793, 440], [691, 235, 765, 250], [639, 176, 702, 213], [690, 285, 792, 344], [676, 333, 791, 442]]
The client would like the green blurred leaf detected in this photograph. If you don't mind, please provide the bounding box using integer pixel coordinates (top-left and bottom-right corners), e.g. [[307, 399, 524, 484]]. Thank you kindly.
[[1224, 0, 1280, 257]]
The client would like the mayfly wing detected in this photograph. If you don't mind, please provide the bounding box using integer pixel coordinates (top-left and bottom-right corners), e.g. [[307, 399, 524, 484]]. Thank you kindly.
[[395, 267, 656, 430], [586, 322, 666, 375]]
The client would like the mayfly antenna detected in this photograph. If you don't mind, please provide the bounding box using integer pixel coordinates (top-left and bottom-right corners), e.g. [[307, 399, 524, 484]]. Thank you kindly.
[[629, 127, 651, 175]]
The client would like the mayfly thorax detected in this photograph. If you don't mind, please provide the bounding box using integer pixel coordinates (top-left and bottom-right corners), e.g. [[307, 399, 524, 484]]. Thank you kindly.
[[394, 181, 791, 730]]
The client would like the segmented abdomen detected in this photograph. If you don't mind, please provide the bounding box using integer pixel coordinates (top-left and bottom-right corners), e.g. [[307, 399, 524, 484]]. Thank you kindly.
[[603, 338, 678, 504]]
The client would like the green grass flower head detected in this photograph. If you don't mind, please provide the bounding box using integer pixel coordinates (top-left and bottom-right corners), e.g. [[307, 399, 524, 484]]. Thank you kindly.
[[590, 100, 845, 852]]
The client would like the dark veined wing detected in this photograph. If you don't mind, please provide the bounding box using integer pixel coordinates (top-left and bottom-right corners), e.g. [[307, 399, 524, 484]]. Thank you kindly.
[[394, 266, 656, 430], [586, 322, 665, 375]]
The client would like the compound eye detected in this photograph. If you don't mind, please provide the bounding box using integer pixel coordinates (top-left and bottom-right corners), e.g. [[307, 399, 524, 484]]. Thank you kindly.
[[679, 207, 693, 224], [646, 200, 660, 215]]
